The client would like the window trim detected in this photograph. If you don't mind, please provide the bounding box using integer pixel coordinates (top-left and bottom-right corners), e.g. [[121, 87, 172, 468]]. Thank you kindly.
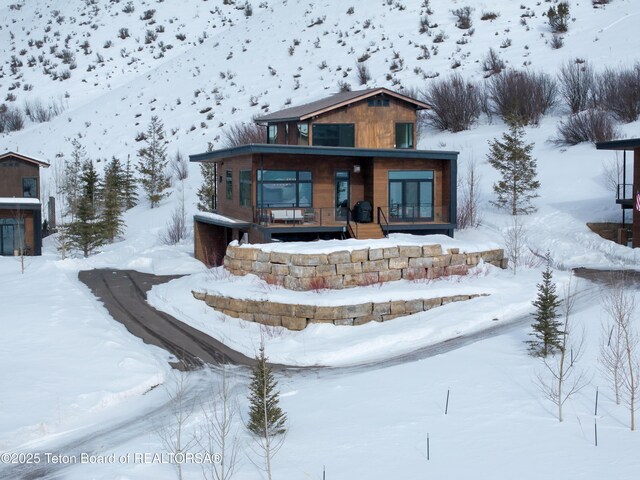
[[22, 177, 38, 198], [267, 124, 278, 144], [311, 123, 355, 147], [257, 169, 313, 208], [395, 122, 415, 149], [225, 170, 233, 201]]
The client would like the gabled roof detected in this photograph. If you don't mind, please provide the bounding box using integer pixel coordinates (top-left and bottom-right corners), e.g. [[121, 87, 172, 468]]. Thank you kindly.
[[0, 151, 50, 167], [254, 88, 431, 123], [596, 138, 639, 151]]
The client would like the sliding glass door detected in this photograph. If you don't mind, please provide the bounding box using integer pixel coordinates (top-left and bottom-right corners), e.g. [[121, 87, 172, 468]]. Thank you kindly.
[[388, 171, 434, 221]]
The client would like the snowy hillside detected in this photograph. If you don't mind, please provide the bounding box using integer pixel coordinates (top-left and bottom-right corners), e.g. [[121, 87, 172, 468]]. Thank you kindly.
[[2, 1, 640, 479]]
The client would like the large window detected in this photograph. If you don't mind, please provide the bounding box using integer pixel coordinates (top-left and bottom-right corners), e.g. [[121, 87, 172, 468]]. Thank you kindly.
[[0, 218, 25, 256], [388, 170, 434, 221], [257, 170, 312, 208], [312, 124, 355, 147], [22, 177, 37, 198], [395, 123, 414, 149], [225, 170, 233, 200], [239, 170, 252, 207], [297, 123, 309, 145], [267, 124, 278, 144]]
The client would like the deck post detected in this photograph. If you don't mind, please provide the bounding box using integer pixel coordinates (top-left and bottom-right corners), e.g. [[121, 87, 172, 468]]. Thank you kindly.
[[634, 148, 640, 248]]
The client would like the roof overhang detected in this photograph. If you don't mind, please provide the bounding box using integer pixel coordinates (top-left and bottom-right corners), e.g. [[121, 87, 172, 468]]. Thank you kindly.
[[596, 139, 640, 151], [190, 144, 458, 163], [0, 151, 50, 167], [0, 198, 42, 210], [194, 213, 251, 229]]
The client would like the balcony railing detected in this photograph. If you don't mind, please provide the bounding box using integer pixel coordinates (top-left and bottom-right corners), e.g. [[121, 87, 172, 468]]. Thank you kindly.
[[378, 204, 450, 224], [617, 183, 633, 201]]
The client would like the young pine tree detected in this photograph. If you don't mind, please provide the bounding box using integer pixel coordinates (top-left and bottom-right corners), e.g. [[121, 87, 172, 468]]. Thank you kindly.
[[68, 159, 104, 257], [122, 154, 138, 210], [548, 1, 570, 33], [247, 344, 286, 480], [101, 156, 126, 242], [488, 123, 540, 215], [137, 116, 170, 208], [528, 253, 563, 357], [197, 141, 217, 212], [62, 139, 86, 221]]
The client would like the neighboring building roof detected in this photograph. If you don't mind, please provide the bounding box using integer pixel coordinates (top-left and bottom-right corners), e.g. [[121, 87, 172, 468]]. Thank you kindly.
[[194, 212, 251, 229], [596, 138, 640, 151], [0, 151, 50, 167], [189, 143, 458, 163], [254, 88, 431, 123]]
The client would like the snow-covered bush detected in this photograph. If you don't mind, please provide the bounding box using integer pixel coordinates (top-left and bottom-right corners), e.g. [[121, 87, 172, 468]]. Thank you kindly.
[[558, 59, 594, 114], [555, 109, 619, 146], [423, 73, 482, 132], [594, 65, 640, 123]]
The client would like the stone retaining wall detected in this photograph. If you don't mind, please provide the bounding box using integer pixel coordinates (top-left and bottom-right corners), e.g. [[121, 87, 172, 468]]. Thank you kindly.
[[223, 244, 507, 291], [192, 291, 489, 330]]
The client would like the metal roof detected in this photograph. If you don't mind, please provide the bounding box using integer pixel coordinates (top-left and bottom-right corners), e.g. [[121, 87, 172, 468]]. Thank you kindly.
[[189, 143, 458, 163], [596, 138, 640, 151], [254, 88, 431, 123], [0, 151, 50, 167]]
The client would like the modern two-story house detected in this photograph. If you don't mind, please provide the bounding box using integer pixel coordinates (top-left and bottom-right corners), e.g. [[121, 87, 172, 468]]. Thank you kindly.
[[0, 151, 48, 256], [190, 88, 458, 265]]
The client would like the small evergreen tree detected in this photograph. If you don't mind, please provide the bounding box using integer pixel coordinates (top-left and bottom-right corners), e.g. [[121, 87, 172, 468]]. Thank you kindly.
[[528, 253, 563, 357], [197, 163, 217, 212], [247, 344, 286, 480], [62, 139, 86, 221], [101, 156, 126, 242], [122, 154, 138, 210], [488, 123, 540, 215], [548, 1, 570, 33], [137, 115, 170, 208], [68, 159, 104, 257]]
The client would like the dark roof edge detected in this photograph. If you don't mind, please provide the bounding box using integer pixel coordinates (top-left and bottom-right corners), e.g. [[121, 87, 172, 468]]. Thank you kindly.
[[596, 138, 639, 151], [194, 214, 251, 229], [0, 151, 50, 167], [190, 144, 458, 162]]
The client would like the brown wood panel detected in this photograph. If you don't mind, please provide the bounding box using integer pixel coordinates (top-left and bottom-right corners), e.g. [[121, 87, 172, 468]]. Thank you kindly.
[[215, 154, 253, 221], [0, 156, 40, 198]]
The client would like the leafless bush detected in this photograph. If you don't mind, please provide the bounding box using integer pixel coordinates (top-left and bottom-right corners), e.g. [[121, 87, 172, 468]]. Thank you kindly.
[[503, 215, 526, 275], [601, 153, 623, 193], [594, 65, 640, 123], [24, 98, 66, 123], [222, 121, 266, 147], [0, 104, 25, 132], [481, 48, 505, 77], [356, 62, 371, 85], [550, 34, 564, 50], [457, 158, 482, 229], [423, 73, 482, 132], [488, 69, 558, 125], [170, 150, 189, 181], [555, 109, 620, 146], [558, 60, 595, 114], [161, 201, 187, 245], [452, 6, 474, 29]]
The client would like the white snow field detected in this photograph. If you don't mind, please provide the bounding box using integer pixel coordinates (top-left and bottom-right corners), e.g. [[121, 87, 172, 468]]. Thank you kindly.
[[2, 0, 640, 478]]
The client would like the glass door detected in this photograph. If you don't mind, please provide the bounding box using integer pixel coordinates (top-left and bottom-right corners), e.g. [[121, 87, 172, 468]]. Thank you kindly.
[[335, 170, 350, 221], [388, 171, 434, 222], [1, 223, 15, 256]]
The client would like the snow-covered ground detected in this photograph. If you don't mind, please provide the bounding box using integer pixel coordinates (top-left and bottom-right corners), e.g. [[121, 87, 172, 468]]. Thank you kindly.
[[2, 0, 640, 478]]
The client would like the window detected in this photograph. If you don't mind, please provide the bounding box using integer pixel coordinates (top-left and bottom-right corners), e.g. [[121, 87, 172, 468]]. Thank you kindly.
[[312, 124, 355, 147], [368, 98, 389, 107], [239, 170, 252, 207], [388, 170, 434, 221], [225, 170, 233, 200], [22, 177, 37, 198], [297, 123, 309, 145], [257, 170, 312, 208], [267, 124, 278, 144], [395, 123, 414, 149]]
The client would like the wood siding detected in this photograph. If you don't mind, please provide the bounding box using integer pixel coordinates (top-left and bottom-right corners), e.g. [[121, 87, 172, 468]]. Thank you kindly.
[[0, 156, 40, 198], [215, 154, 253, 221]]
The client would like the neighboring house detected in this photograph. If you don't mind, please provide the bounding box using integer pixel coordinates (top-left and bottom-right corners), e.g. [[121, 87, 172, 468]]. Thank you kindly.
[[596, 138, 639, 246], [190, 88, 458, 265], [0, 151, 49, 256]]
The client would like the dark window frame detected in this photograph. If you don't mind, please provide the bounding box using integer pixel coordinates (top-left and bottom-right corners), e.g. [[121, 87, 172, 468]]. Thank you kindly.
[[267, 124, 278, 144], [225, 170, 233, 201], [312, 123, 355, 147], [239, 170, 252, 207], [297, 122, 309, 145], [257, 169, 313, 208], [368, 98, 390, 107], [395, 122, 414, 149], [22, 177, 38, 198]]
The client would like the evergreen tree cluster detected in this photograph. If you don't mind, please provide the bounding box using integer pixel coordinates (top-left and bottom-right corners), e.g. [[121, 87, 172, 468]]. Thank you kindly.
[[547, 1, 570, 34], [528, 253, 563, 357]]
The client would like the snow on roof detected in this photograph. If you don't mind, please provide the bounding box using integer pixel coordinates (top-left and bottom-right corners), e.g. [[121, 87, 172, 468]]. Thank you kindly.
[[0, 197, 41, 205], [0, 151, 50, 167], [194, 211, 250, 226]]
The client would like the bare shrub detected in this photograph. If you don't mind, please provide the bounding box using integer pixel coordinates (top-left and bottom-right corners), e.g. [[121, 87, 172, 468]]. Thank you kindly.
[[558, 60, 594, 114], [24, 97, 66, 123], [452, 6, 474, 29], [555, 109, 620, 146], [481, 48, 505, 77], [480, 11, 499, 21], [601, 152, 623, 193], [547, 1, 570, 33], [356, 62, 371, 85], [503, 216, 526, 275], [170, 150, 189, 181], [0, 104, 25, 132], [488, 69, 558, 125], [161, 191, 187, 245], [594, 65, 640, 123], [423, 73, 482, 132], [457, 158, 482, 229], [550, 34, 564, 50], [222, 121, 267, 147]]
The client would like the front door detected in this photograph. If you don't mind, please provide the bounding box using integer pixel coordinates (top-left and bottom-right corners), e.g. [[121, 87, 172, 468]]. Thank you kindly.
[[0, 223, 15, 256], [335, 170, 350, 221]]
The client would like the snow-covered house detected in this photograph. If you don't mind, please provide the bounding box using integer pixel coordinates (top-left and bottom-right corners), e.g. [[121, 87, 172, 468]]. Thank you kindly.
[[190, 88, 458, 265], [0, 151, 49, 256]]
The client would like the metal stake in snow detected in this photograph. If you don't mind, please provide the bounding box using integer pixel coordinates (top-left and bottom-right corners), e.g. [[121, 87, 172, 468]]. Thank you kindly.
[[426, 433, 430, 460], [594, 387, 599, 416], [594, 419, 598, 447], [445, 389, 450, 415], [323, 465, 326, 479]]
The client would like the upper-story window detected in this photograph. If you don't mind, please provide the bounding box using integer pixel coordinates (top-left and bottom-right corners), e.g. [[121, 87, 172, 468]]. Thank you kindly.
[[225, 170, 233, 200], [368, 98, 390, 107], [22, 177, 37, 198], [239, 170, 252, 207], [267, 124, 278, 144], [395, 123, 414, 149], [312, 124, 355, 147], [297, 123, 309, 145]]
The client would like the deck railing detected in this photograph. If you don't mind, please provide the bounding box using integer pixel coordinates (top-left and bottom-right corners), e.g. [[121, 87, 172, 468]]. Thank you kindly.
[[254, 206, 347, 226], [617, 183, 633, 201], [377, 204, 450, 224]]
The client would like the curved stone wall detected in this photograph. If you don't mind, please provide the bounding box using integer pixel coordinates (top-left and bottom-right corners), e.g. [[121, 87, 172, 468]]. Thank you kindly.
[[192, 291, 489, 331], [223, 243, 506, 291]]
